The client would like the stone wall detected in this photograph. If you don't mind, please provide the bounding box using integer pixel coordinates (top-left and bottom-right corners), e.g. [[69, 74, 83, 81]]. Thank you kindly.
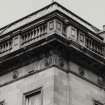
[[0, 67, 55, 105], [53, 67, 105, 105], [69, 73, 105, 105], [0, 64, 104, 105]]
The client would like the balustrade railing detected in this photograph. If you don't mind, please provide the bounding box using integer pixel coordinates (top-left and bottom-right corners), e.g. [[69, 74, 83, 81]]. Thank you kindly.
[[0, 39, 12, 54], [21, 24, 47, 45], [78, 34, 104, 56], [0, 21, 104, 58], [0, 23, 48, 56]]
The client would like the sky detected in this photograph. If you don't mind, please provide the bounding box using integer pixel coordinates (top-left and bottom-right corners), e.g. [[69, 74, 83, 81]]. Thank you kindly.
[[0, 0, 105, 30]]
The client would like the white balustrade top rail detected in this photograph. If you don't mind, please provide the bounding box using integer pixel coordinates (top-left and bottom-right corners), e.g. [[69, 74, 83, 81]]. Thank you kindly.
[[0, 22, 104, 58]]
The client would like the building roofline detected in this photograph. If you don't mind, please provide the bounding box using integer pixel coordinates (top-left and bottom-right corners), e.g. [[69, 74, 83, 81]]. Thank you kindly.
[[0, 2, 56, 31], [0, 1, 101, 35], [54, 2, 100, 32]]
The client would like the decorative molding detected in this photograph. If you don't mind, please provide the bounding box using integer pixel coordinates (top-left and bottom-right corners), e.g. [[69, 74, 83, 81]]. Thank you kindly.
[[13, 70, 19, 79], [79, 67, 85, 76]]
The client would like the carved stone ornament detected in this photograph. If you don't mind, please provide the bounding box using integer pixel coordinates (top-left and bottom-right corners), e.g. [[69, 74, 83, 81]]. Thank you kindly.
[[13, 70, 19, 79]]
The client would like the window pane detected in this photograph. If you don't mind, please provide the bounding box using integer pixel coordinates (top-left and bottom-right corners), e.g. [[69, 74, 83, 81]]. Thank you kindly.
[[0, 101, 4, 105], [94, 101, 103, 105], [26, 91, 41, 105], [29, 94, 41, 105]]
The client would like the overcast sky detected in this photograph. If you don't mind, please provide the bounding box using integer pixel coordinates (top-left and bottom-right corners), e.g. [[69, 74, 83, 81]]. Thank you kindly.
[[0, 0, 105, 30]]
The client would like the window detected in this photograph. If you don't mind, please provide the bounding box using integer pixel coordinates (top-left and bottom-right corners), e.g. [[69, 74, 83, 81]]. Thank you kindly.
[[79, 31, 85, 42], [94, 101, 104, 105], [0, 101, 4, 105], [25, 89, 42, 105]]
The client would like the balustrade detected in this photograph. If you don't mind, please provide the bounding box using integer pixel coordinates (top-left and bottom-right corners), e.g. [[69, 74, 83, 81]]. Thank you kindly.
[[0, 23, 48, 55], [79, 34, 104, 56], [0, 21, 104, 58], [0, 39, 12, 54], [66, 25, 104, 56], [21, 24, 47, 44]]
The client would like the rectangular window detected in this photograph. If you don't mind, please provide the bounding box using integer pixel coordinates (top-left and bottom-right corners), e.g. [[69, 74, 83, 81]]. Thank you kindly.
[[25, 89, 42, 105], [0, 101, 4, 105], [94, 101, 104, 105]]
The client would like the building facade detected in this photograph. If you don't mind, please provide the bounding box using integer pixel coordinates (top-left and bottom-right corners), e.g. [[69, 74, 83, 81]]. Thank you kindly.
[[0, 2, 105, 105]]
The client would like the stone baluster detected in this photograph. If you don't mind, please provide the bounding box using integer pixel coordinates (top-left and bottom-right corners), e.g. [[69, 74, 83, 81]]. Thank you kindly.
[[38, 27, 40, 36], [32, 28, 35, 38], [34, 28, 36, 37], [0, 39, 12, 54], [40, 26, 43, 35], [44, 24, 47, 33]]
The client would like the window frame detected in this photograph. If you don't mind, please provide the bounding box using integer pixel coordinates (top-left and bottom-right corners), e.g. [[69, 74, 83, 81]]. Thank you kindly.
[[94, 100, 104, 105], [0, 101, 5, 105], [23, 88, 43, 105], [71, 26, 77, 39]]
